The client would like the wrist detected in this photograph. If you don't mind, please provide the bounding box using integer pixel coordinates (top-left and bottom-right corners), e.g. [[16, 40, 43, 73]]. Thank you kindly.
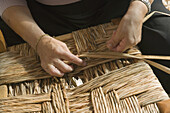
[[36, 34, 52, 54], [131, 0, 151, 14], [126, 1, 148, 21]]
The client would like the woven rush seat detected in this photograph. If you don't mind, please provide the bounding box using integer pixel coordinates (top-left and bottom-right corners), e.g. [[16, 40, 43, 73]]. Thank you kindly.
[[0, 19, 169, 113]]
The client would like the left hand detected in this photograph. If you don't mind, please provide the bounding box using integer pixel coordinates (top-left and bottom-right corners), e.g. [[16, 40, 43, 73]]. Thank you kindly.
[[107, 1, 147, 52]]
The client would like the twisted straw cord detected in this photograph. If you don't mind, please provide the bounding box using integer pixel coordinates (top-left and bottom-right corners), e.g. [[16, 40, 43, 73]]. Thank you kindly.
[[80, 52, 170, 74]]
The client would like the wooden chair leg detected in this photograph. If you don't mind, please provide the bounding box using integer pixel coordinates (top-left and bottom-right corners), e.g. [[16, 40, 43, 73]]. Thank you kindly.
[[0, 29, 8, 99]]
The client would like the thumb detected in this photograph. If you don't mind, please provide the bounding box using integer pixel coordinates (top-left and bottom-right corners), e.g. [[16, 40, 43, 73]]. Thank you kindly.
[[107, 30, 119, 50]]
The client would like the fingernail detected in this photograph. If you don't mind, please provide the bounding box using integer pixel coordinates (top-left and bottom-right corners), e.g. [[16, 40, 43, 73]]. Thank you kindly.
[[79, 58, 83, 63], [69, 67, 73, 71]]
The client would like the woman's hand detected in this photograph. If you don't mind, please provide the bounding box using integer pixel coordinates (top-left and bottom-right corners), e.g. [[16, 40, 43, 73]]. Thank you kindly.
[[2, 6, 85, 77], [107, 13, 143, 52], [107, 1, 148, 52], [37, 35, 85, 77]]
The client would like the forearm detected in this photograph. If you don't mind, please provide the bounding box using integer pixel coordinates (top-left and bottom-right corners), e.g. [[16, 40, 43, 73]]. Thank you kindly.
[[2, 6, 45, 49]]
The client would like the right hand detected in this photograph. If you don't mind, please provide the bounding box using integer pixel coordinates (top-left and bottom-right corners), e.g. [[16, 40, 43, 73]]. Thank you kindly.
[[37, 35, 85, 77]]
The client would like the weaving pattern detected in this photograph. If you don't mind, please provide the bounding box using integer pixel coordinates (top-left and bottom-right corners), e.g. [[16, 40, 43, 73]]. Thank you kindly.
[[0, 19, 169, 113]]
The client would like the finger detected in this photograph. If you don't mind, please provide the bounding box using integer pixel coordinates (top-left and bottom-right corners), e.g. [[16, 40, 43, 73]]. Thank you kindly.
[[61, 52, 86, 66], [107, 30, 122, 50], [64, 45, 72, 53], [107, 30, 116, 49], [112, 38, 130, 52], [42, 63, 64, 77], [64, 46, 85, 65], [49, 65, 64, 77], [53, 59, 73, 73]]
